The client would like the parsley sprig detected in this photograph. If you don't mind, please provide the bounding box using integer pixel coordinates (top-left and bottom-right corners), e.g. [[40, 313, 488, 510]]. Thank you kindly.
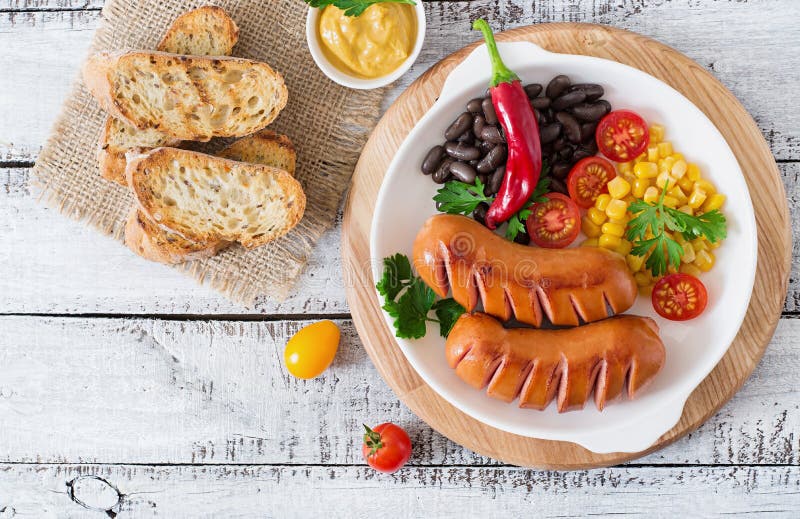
[[376, 254, 465, 339], [304, 0, 416, 17], [626, 184, 727, 276], [433, 173, 551, 241]]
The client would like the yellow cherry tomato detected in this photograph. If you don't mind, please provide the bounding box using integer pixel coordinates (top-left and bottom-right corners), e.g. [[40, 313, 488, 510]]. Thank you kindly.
[[284, 320, 340, 379]]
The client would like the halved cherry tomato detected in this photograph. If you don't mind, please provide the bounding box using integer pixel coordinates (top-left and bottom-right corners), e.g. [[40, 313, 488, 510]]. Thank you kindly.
[[652, 273, 708, 321], [526, 193, 581, 249], [362, 423, 412, 474], [596, 110, 650, 162], [567, 156, 617, 208]]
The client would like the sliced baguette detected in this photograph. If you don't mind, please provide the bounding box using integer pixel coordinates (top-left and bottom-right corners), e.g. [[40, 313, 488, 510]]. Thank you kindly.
[[99, 6, 239, 184], [125, 131, 297, 263], [127, 147, 305, 250], [84, 51, 288, 141]]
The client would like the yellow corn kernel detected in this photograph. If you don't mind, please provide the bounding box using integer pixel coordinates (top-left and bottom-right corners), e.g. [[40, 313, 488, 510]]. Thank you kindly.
[[677, 175, 694, 193], [627, 253, 645, 272], [615, 239, 633, 256], [671, 159, 688, 179], [686, 163, 701, 181], [605, 199, 628, 220], [633, 152, 646, 164], [678, 205, 693, 215], [647, 145, 660, 162], [587, 207, 607, 226], [681, 242, 696, 264], [679, 263, 703, 277], [669, 185, 688, 204], [634, 162, 658, 179], [618, 161, 633, 174], [643, 186, 660, 204], [694, 250, 715, 272], [649, 124, 665, 144], [581, 238, 599, 247], [656, 172, 677, 190], [595, 193, 612, 211], [599, 233, 622, 250], [707, 238, 722, 250], [670, 152, 685, 162], [639, 284, 654, 297], [607, 177, 631, 199], [582, 216, 602, 238], [691, 237, 708, 252], [673, 232, 688, 246], [658, 156, 675, 174], [687, 187, 707, 209], [634, 272, 651, 287], [601, 222, 626, 237], [658, 142, 673, 159], [662, 195, 679, 208], [701, 193, 726, 212], [694, 178, 716, 195], [632, 178, 649, 198]]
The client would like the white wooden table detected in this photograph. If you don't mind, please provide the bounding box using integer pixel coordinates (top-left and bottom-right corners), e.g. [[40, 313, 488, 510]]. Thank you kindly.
[[0, 1, 798, 516]]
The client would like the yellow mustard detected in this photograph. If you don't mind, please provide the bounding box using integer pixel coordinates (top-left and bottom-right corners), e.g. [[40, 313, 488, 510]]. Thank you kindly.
[[318, 3, 417, 79]]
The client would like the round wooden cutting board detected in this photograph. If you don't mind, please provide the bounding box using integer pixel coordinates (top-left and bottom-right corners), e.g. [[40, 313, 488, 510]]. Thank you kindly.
[[341, 23, 791, 469]]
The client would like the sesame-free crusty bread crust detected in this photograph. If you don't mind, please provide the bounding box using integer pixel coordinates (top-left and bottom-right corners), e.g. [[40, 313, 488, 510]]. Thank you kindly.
[[125, 130, 297, 263], [84, 51, 288, 141], [98, 6, 240, 185], [127, 147, 305, 250]]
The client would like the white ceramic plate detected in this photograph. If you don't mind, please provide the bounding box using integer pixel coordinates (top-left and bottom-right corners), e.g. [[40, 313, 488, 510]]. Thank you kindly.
[[370, 42, 757, 453]]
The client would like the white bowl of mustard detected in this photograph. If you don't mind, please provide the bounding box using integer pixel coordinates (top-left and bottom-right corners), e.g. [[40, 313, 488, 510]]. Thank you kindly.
[[306, 1, 426, 89]]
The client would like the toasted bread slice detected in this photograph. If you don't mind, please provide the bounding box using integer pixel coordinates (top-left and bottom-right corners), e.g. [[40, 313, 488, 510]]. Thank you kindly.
[[125, 131, 297, 263], [127, 147, 305, 249], [84, 51, 288, 141], [158, 6, 239, 56], [99, 6, 239, 184]]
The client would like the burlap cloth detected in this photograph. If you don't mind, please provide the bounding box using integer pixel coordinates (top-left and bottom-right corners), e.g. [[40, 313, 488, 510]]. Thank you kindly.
[[31, 0, 385, 306]]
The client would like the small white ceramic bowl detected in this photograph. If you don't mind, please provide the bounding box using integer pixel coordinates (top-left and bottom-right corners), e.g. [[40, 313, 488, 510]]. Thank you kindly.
[[305, 2, 426, 89]]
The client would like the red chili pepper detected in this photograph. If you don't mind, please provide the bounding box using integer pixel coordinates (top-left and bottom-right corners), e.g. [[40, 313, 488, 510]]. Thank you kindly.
[[473, 19, 542, 229]]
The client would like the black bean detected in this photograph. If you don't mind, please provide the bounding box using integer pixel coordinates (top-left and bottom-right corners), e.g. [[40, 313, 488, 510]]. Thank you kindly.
[[480, 125, 505, 144], [553, 137, 569, 152], [551, 162, 571, 180], [544, 108, 556, 123], [445, 112, 473, 140], [570, 102, 609, 122], [546, 75, 571, 99], [572, 148, 593, 162], [559, 146, 574, 160], [596, 99, 612, 113], [466, 97, 484, 113], [583, 139, 599, 155], [530, 97, 551, 110], [551, 90, 586, 111], [457, 131, 474, 144], [468, 159, 479, 166], [539, 123, 562, 144], [477, 144, 507, 173], [556, 111, 581, 143], [524, 83, 543, 98], [580, 122, 598, 142], [488, 166, 505, 195], [570, 83, 604, 102], [480, 140, 496, 154], [449, 161, 477, 184], [533, 108, 545, 125], [432, 159, 453, 183], [550, 177, 568, 195], [421, 145, 445, 175], [513, 230, 530, 245], [482, 98, 498, 125], [473, 114, 486, 137], [477, 174, 488, 187], [444, 141, 481, 161], [473, 202, 490, 225]]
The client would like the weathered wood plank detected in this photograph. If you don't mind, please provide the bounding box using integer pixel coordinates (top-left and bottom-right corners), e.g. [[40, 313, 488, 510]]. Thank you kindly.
[[0, 315, 796, 466], [0, 1, 799, 162], [0, 464, 797, 518], [0, 0, 102, 9], [3, 162, 794, 314]]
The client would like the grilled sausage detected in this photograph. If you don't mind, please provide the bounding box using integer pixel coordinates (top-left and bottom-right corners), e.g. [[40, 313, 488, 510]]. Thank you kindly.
[[413, 214, 637, 327], [446, 313, 665, 412]]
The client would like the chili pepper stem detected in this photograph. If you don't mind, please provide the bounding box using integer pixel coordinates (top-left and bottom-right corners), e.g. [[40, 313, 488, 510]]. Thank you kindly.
[[472, 19, 519, 87]]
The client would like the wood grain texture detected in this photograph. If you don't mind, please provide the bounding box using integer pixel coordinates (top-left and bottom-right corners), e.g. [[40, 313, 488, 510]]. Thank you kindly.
[[0, 315, 796, 466], [343, 23, 791, 468], [1, 1, 799, 162], [0, 464, 798, 518]]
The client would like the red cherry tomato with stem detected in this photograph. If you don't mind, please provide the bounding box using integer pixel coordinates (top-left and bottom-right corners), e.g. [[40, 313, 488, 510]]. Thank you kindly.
[[567, 156, 617, 208], [651, 273, 708, 321], [362, 423, 412, 474], [596, 110, 650, 162], [526, 192, 581, 249]]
